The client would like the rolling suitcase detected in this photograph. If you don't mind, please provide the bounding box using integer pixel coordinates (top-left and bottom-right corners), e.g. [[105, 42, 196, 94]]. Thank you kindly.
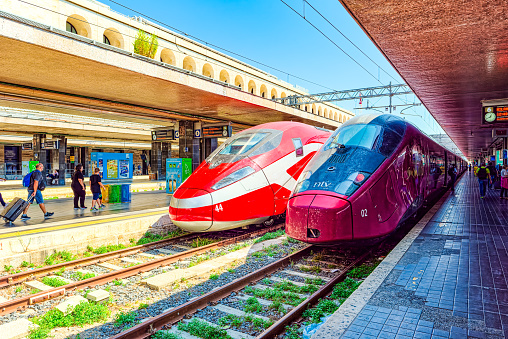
[[1, 196, 33, 225]]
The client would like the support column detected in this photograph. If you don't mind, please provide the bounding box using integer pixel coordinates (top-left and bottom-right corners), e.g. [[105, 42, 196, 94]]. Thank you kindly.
[[57, 136, 66, 186], [150, 141, 171, 180], [178, 121, 194, 160], [33, 134, 47, 171]]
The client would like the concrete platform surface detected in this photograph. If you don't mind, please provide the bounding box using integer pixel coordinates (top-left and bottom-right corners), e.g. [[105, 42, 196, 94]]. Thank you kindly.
[[313, 173, 508, 339], [0, 190, 170, 231]]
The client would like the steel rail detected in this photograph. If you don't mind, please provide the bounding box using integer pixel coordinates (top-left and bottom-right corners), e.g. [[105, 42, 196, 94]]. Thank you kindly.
[[0, 232, 201, 289], [110, 244, 315, 339], [0, 224, 283, 315], [255, 247, 374, 338]]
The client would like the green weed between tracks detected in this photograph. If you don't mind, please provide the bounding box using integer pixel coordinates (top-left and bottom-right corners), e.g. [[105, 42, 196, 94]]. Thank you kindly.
[[44, 251, 77, 266], [190, 237, 219, 248], [178, 318, 232, 339], [114, 310, 138, 328], [243, 296, 263, 313], [28, 301, 110, 339], [253, 229, 285, 244], [244, 286, 304, 306], [283, 262, 378, 337], [152, 331, 182, 339], [218, 314, 274, 332], [347, 263, 379, 279], [70, 271, 96, 281], [41, 277, 68, 288]]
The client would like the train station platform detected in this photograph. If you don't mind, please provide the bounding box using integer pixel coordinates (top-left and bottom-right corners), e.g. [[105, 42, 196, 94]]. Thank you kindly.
[[313, 173, 508, 339], [0, 191, 173, 267], [0, 176, 165, 201]]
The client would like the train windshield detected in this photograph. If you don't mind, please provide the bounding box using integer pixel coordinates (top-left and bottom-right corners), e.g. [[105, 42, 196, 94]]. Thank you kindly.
[[293, 115, 406, 197], [324, 124, 381, 151], [206, 129, 282, 168], [219, 133, 268, 155]]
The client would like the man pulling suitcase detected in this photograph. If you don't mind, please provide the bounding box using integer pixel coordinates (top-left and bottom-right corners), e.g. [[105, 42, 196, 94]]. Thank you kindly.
[[20, 163, 54, 221]]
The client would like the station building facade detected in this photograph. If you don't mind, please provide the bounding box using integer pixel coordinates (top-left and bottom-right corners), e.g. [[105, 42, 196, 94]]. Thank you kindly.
[[0, 0, 353, 182], [1, 0, 352, 122]]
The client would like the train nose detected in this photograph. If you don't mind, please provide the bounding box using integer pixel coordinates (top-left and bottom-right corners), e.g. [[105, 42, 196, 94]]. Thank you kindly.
[[169, 189, 213, 232], [286, 194, 352, 243]]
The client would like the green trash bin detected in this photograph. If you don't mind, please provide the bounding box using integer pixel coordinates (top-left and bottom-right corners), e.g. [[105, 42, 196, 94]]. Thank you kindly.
[[109, 184, 121, 203]]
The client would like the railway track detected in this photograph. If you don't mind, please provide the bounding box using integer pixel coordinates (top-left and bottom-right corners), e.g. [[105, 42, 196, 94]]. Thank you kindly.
[[109, 243, 376, 339], [0, 224, 283, 316]]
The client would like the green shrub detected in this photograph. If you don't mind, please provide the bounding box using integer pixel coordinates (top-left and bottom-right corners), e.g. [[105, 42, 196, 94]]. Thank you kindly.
[[133, 30, 158, 59]]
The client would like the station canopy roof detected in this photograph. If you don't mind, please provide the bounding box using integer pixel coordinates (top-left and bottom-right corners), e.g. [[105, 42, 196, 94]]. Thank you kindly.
[[338, 0, 508, 159]]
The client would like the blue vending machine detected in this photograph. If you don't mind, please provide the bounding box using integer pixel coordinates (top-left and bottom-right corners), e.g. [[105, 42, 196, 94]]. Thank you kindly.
[[166, 158, 192, 194]]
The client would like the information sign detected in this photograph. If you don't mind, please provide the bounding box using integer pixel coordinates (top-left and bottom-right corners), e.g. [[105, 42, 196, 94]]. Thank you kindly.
[[482, 105, 508, 124], [202, 125, 232, 138], [151, 129, 175, 141], [22, 143, 32, 150], [41, 140, 59, 149]]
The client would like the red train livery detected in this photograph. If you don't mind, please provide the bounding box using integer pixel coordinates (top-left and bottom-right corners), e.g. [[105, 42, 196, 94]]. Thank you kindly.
[[286, 114, 466, 245], [169, 121, 331, 232]]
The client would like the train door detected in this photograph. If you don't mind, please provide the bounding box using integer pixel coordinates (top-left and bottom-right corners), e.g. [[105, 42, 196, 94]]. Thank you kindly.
[[444, 152, 448, 187]]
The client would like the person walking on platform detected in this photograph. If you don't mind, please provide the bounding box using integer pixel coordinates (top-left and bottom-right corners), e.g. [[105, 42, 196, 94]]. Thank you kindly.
[[0, 177, 6, 208], [475, 163, 491, 199], [71, 164, 87, 210], [487, 161, 498, 189], [20, 163, 54, 220], [501, 165, 508, 199], [89, 167, 105, 211], [448, 165, 458, 191]]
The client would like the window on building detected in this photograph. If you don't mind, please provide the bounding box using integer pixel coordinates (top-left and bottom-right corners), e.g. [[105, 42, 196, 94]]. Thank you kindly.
[[66, 21, 77, 34], [103, 35, 111, 45]]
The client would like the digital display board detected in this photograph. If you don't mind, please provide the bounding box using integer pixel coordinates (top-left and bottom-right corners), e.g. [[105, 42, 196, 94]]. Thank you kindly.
[[151, 129, 175, 141], [482, 105, 508, 124], [202, 125, 232, 138]]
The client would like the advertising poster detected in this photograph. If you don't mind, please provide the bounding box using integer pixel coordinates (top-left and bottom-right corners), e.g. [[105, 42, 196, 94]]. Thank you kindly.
[[107, 159, 118, 179], [22, 161, 30, 176], [98, 159, 104, 177], [119, 160, 130, 179]]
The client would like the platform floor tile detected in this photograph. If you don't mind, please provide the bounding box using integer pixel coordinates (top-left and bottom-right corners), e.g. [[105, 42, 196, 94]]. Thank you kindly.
[[336, 173, 508, 339]]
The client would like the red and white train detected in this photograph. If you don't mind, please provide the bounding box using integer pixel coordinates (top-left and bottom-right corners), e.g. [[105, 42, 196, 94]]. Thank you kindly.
[[169, 121, 331, 232]]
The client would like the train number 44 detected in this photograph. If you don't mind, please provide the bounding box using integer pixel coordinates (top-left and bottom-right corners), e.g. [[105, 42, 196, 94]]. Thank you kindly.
[[361, 209, 368, 217], [215, 204, 224, 212]]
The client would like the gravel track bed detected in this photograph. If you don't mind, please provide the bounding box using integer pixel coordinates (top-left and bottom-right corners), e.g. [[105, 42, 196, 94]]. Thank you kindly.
[[75, 241, 304, 338], [274, 271, 308, 283], [0, 235, 303, 339], [220, 294, 284, 319]]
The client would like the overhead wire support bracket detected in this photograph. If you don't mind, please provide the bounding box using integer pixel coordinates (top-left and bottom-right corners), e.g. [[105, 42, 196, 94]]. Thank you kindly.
[[273, 83, 413, 106]]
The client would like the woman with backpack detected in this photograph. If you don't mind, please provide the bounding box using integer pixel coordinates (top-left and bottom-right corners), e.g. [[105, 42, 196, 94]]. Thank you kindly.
[[71, 164, 87, 210], [475, 163, 491, 199], [501, 165, 508, 199]]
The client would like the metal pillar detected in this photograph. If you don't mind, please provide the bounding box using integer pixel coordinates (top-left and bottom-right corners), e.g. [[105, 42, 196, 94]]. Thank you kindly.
[[57, 136, 66, 185], [150, 141, 171, 180], [178, 121, 194, 160]]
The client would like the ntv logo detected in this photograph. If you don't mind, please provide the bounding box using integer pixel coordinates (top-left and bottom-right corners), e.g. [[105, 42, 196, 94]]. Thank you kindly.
[[313, 181, 332, 188]]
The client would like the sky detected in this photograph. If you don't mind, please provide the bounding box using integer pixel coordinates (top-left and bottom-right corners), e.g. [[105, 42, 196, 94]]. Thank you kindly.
[[106, 0, 447, 137]]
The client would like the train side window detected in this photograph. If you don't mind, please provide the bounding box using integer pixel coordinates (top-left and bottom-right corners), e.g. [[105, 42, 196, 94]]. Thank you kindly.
[[292, 138, 304, 157], [379, 128, 403, 156]]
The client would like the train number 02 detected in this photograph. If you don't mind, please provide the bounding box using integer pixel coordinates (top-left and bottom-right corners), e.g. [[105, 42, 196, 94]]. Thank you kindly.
[[215, 204, 223, 212], [360, 209, 368, 217]]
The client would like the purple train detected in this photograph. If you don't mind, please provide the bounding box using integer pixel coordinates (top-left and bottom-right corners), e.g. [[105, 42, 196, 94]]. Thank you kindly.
[[286, 114, 466, 245]]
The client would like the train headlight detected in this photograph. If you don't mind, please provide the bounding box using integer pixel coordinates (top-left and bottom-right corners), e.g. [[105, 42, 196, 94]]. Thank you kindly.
[[292, 171, 312, 196], [211, 166, 255, 190]]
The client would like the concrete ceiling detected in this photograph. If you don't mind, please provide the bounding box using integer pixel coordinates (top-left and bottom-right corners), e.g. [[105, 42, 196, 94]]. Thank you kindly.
[[338, 0, 508, 159], [0, 16, 340, 133]]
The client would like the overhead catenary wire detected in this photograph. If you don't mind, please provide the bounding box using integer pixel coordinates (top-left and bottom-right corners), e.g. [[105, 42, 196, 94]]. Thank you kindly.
[[303, 0, 399, 84], [279, 0, 381, 84], [106, 0, 339, 92]]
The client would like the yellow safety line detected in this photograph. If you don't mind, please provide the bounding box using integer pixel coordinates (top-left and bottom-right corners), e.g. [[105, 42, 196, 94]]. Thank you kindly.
[[0, 211, 165, 240]]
